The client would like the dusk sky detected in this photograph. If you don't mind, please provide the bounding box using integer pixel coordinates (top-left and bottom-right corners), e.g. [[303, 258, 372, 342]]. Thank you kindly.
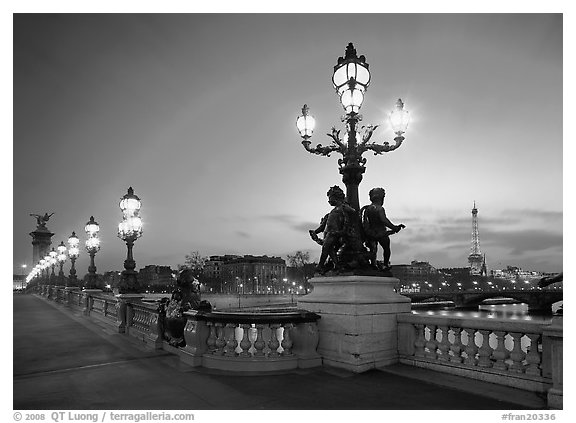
[[11, 13, 564, 278]]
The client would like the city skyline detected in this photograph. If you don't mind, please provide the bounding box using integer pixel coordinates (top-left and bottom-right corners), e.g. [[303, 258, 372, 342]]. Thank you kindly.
[[12, 14, 563, 277]]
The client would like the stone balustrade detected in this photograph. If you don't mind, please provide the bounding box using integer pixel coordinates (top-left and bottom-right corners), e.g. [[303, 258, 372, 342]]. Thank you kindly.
[[175, 310, 322, 371], [31, 284, 562, 407], [397, 313, 555, 394], [34, 286, 321, 373]]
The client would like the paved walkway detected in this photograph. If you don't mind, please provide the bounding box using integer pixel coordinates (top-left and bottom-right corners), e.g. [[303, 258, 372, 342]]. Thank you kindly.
[[13, 294, 545, 410]]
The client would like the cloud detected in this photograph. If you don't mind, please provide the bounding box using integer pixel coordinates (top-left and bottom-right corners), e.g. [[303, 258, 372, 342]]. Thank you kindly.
[[482, 229, 562, 255], [260, 214, 319, 233]]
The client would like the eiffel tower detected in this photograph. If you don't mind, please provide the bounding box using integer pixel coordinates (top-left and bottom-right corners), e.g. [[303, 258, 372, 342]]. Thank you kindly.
[[468, 202, 486, 276]]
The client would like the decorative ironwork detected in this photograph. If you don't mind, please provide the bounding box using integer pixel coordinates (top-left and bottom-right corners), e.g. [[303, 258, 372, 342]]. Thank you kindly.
[[296, 43, 410, 276]]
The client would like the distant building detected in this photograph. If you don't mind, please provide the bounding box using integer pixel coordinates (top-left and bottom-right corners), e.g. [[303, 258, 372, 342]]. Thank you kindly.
[[204, 255, 241, 281], [221, 255, 286, 294], [138, 265, 175, 291], [13, 274, 25, 289], [392, 261, 442, 291]]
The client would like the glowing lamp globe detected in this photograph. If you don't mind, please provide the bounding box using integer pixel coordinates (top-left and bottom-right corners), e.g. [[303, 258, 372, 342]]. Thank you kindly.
[[332, 43, 371, 113], [68, 232, 80, 258], [85, 216, 100, 236], [85, 237, 100, 252], [120, 187, 141, 217], [389, 98, 410, 135], [339, 88, 365, 114], [68, 232, 79, 248], [296, 104, 316, 138], [68, 246, 79, 258]]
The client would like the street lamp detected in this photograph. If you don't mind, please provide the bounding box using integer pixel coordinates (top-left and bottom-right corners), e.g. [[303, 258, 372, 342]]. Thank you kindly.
[[296, 43, 410, 273], [57, 241, 67, 286], [20, 264, 27, 289], [67, 232, 80, 287], [84, 216, 101, 289], [49, 248, 57, 284], [40, 257, 48, 285], [117, 187, 143, 294]]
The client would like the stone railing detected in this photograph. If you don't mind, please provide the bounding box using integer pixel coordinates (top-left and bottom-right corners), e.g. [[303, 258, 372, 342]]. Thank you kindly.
[[34, 287, 321, 373], [91, 295, 120, 323], [397, 313, 557, 395], [32, 283, 562, 407], [173, 310, 322, 372]]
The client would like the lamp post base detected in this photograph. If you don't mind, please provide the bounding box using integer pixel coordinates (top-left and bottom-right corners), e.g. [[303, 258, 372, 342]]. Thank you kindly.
[[297, 275, 411, 373]]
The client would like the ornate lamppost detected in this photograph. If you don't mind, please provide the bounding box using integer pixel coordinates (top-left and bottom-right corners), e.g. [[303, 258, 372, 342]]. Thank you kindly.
[[43, 256, 52, 290], [117, 187, 143, 294], [67, 232, 80, 287], [296, 42, 410, 274], [48, 248, 58, 284], [38, 259, 46, 285], [84, 216, 101, 289], [57, 241, 67, 286]]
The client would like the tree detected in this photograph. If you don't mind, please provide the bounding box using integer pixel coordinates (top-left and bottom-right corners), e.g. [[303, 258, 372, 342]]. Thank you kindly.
[[287, 251, 313, 293], [178, 251, 207, 280]]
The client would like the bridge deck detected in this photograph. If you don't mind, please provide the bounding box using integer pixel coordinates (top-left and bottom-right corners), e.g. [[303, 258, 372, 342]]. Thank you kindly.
[[13, 294, 544, 410]]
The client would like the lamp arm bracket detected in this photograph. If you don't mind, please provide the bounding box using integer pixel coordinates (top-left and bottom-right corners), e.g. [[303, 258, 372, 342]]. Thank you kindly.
[[302, 139, 341, 157], [364, 135, 405, 155], [327, 127, 347, 152]]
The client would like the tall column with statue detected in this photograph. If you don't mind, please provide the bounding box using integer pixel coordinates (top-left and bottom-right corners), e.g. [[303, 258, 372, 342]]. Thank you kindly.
[[29, 213, 55, 266]]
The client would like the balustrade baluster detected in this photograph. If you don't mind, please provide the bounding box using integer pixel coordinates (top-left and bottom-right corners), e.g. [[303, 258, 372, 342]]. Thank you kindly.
[[253, 324, 266, 356], [239, 324, 252, 357], [508, 332, 526, 373], [477, 330, 493, 368], [463, 328, 478, 366], [268, 324, 281, 357], [214, 323, 226, 355], [425, 325, 438, 360], [281, 323, 293, 356], [524, 333, 542, 376], [206, 322, 217, 352], [414, 324, 426, 357], [449, 327, 463, 363], [437, 326, 450, 362], [223, 323, 238, 356], [492, 331, 509, 370]]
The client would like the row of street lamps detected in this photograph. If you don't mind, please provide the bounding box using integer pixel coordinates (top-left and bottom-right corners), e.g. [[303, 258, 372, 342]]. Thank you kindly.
[[25, 187, 144, 293]]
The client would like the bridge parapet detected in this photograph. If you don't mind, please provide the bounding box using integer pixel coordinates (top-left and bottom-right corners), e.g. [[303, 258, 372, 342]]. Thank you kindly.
[[41, 285, 322, 373], [397, 313, 562, 408], [35, 285, 562, 408]]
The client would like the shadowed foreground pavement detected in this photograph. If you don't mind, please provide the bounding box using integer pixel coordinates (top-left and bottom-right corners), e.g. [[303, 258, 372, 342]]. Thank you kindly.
[[13, 294, 544, 410]]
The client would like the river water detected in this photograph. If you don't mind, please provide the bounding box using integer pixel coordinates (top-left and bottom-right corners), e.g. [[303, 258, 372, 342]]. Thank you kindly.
[[411, 302, 560, 323]]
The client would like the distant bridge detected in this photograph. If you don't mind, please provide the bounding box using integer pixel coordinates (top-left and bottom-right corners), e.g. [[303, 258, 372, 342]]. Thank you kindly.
[[402, 289, 563, 313]]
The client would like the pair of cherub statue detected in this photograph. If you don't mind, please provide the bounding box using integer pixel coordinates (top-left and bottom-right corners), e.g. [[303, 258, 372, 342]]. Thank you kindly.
[[309, 186, 405, 274]]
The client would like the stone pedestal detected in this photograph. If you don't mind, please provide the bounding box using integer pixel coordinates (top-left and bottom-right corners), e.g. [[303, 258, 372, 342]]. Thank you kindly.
[[30, 228, 54, 266], [543, 315, 563, 409], [297, 276, 411, 373]]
